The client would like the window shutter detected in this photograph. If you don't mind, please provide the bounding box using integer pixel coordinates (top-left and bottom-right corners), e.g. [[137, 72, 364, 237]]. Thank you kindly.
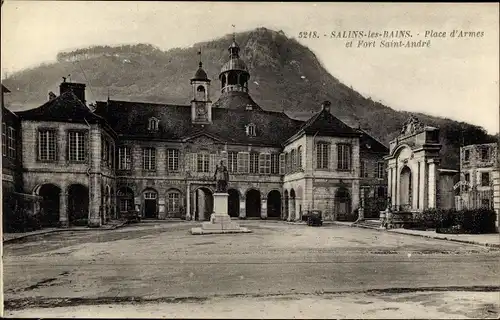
[[279, 153, 285, 175], [185, 152, 192, 172], [259, 153, 265, 174], [66, 132, 70, 162], [192, 153, 198, 172], [210, 153, 217, 173], [238, 152, 249, 173], [329, 143, 335, 171]]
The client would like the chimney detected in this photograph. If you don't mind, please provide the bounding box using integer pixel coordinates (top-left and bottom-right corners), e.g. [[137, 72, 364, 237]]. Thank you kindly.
[[59, 80, 86, 104], [321, 100, 331, 112], [48, 91, 57, 101]]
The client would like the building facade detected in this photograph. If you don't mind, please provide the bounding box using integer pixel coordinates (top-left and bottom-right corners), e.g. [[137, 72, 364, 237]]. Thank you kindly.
[[385, 116, 458, 213], [4, 38, 388, 228], [457, 142, 497, 207]]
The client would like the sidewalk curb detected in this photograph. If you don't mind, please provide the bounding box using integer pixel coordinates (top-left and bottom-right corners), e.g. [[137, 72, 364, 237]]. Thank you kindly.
[[388, 229, 500, 249], [347, 221, 500, 249], [3, 221, 128, 244]]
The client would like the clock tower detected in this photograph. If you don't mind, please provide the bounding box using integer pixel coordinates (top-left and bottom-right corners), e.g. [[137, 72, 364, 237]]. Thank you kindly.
[[191, 53, 212, 124]]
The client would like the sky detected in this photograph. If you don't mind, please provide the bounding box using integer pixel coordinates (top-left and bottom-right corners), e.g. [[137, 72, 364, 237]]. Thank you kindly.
[[1, 2, 499, 133]]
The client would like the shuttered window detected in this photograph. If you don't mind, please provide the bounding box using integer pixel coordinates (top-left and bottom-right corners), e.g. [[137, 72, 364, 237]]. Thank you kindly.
[[337, 143, 351, 170], [197, 152, 210, 172], [259, 153, 271, 174], [68, 131, 86, 162], [279, 153, 285, 175], [167, 149, 179, 172], [118, 146, 131, 170], [316, 142, 329, 169], [237, 152, 249, 173], [249, 152, 259, 173], [38, 129, 57, 161], [143, 147, 156, 171], [228, 151, 238, 173], [271, 154, 280, 174]]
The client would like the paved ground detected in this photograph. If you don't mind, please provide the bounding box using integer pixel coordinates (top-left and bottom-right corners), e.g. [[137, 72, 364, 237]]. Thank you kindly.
[[3, 221, 500, 318], [386, 228, 500, 247]]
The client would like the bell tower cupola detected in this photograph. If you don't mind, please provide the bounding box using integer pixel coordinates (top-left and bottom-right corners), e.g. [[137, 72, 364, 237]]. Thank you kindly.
[[219, 33, 250, 94], [191, 49, 212, 124]]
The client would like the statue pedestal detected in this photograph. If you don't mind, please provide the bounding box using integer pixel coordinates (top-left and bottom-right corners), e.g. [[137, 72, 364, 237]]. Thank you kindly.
[[191, 192, 251, 235]]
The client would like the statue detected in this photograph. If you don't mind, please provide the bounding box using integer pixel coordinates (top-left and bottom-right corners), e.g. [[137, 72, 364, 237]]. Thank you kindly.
[[213, 160, 229, 193]]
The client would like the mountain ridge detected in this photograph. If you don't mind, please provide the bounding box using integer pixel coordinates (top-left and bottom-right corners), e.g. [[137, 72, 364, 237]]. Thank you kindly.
[[2, 27, 495, 169]]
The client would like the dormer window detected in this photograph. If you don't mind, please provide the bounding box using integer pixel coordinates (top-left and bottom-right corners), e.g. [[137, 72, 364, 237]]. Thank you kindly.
[[245, 104, 253, 111], [246, 123, 256, 137], [148, 117, 159, 132]]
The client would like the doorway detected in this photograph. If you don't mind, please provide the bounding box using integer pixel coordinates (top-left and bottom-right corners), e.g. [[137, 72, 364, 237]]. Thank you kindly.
[[143, 190, 158, 219]]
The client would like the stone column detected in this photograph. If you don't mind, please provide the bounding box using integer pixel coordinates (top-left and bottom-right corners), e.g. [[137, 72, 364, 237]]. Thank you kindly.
[[419, 160, 427, 210], [387, 168, 392, 201], [239, 198, 246, 219], [158, 198, 166, 219], [288, 198, 294, 221], [186, 184, 191, 220], [88, 175, 102, 227], [260, 198, 267, 219], [358, 187, 365, 221], [59, 190, 68, 227], [88, 125, 102, 227], [352, 180, 360, 214], [427, 159, 438, 209], [394, 162, 399, 209]]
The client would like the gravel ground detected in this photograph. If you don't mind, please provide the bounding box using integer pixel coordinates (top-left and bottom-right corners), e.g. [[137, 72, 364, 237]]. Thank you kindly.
[[4, 291, 499, 319], [3, 221, 499, 318]]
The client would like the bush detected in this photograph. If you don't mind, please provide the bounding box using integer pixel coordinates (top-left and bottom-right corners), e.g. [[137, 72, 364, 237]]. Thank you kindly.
[[412, 208, 496, 234], [412, 208, 454, 229], [452, 209, 496, 234]]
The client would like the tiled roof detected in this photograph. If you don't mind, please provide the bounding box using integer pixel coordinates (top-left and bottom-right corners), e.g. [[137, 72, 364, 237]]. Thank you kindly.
[[297, 108, 360, 137], [211, 91, 263, 111], [358, 128, 389, 153], [15, 91, 103, 123], [192, 62, 209, 81], [94, 99, 303, 146]]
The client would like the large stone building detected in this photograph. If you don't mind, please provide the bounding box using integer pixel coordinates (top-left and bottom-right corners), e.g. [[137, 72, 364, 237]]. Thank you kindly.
[[3, 37, 388, 228]]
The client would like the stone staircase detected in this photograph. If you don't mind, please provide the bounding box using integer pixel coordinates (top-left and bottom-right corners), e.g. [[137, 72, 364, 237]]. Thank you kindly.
[[352, 219, 382, 229]]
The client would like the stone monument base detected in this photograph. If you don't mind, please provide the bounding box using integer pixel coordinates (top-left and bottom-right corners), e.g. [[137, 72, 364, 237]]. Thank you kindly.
[[191, 192, 251, 235]]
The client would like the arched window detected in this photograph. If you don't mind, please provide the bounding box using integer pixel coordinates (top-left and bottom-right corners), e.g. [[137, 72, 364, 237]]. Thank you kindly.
[[196, 85, 205, 101], [148, 117, 159, 132]]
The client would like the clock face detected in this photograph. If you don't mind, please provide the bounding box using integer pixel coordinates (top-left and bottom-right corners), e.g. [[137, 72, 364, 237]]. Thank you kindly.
[[197, 104, 206, 116]]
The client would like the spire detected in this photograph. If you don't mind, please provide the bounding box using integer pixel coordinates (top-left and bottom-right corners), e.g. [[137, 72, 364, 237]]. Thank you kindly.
[[229, 24, 240, 58], [198, 48, 202, 68]]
